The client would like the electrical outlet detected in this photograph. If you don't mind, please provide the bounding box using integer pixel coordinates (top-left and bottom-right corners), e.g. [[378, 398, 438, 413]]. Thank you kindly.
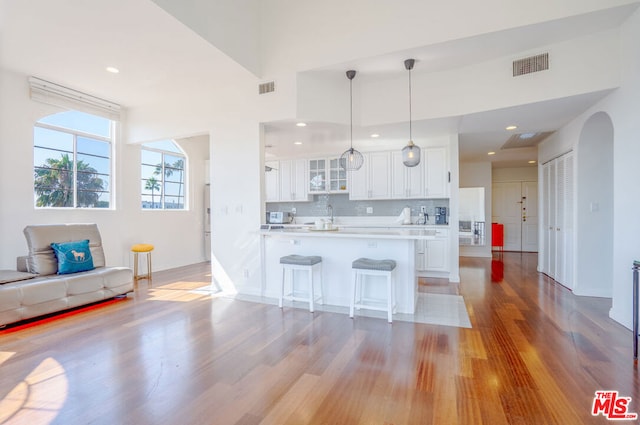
[[366, 207, 373, 214], [291, 207, 296, 214]]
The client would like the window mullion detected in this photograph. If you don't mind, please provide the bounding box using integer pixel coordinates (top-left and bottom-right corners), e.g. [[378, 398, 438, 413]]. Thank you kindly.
[[161, 153, 166, 209], [73, 134, 78, 208]]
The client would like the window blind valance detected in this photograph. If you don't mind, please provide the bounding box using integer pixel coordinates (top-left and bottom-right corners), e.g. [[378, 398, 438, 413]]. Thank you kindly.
[[28, 76, 121, 121]]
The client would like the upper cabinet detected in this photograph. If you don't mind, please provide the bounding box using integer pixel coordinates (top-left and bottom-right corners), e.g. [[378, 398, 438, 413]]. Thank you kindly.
[[391, 151, 424, 199], [390, 147, 449, 199], [279, 159, 309, 202], [309, 157, 348, 194], [424, 147, 448, 198], [265, 160, 280, 202], [349, 151, 391, 200], [328, 157, 348, 193], [266, 146, 449, 203]]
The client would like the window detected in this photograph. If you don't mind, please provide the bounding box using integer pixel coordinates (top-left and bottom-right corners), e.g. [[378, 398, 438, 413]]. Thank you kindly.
[[141, 140, 186, 209], [33, 110, 113, 208]]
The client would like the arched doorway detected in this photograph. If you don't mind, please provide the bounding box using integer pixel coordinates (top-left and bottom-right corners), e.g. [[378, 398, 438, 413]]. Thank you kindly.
[[575, 112, 614, 297]]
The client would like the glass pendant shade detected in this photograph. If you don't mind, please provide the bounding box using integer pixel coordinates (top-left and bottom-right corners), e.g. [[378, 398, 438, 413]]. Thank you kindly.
[[340, 70, 364, 171], [403, 58, 421, 167], [340, 147, 364, 171], [402, 140, 421, 167]]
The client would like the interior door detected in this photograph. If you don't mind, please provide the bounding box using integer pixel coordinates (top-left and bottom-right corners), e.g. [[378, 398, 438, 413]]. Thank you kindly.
[[521, 181, 538, 252], [492, 182, 523, 251], [492, 181, 539, 252]]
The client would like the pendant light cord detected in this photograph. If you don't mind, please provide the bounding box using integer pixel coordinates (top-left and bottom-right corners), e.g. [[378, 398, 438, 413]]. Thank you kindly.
[[408, 65, 412, 141], [350, 77, 353, 149]]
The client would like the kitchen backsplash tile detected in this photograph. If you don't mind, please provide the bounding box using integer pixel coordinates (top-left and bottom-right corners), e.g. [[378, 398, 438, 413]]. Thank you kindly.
[[266, 194, 449, 218]]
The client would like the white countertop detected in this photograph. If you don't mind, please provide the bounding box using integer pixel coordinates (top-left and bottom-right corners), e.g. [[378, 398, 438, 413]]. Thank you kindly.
[[260, 226, 436, 240]]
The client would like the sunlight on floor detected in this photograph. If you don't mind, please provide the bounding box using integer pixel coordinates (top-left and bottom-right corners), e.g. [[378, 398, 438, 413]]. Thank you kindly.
[[0, 351, 15, 366], [146, 287, 212, 302], [0, 357, 68, 424]]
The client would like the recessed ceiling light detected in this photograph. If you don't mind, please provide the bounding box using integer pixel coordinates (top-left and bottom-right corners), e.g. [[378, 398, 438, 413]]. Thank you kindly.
[[370, 133, 380, 138], [293, 141, 303, 145], [488, 151, 496, 155], [296, 122, 307, 127], [506, 125, 517, 130], [106, 66, 119, 74], [528, 160, 537, 164]]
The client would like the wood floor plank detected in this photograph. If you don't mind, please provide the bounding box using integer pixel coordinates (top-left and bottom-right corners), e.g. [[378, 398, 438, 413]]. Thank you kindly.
[[1, 255, 638, 424]]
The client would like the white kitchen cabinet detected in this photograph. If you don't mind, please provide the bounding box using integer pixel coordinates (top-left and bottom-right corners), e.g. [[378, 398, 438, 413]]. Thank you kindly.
[[328, 157, 348, 192], [424, 147, 448, 198], [391, 151, 424, 199], [308, 157, 348, 194], [279, 159, 309, 202], [265, 160, 280, 202], [349, 151, 391, 200], [416, 228, 449, 273]]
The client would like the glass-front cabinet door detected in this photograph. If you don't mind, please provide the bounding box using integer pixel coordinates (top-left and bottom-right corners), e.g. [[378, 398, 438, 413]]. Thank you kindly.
[[328, 157, 348, 192], [309, 159, 326, 192]]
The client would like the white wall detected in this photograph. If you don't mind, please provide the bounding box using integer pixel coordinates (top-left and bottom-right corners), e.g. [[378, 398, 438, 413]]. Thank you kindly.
[[460, 162, 492, 258], [150, 0, 261, 76], [537, 6, 640, 329], [492, 167, 538, 183], [576, 112, 614, 298], [259, 0, 633, 76], [0, 69, 208, 272]]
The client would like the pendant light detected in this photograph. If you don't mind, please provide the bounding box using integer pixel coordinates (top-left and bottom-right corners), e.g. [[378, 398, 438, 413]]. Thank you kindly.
[[340, 70, 364, 171], [402, 58, 421, 167]]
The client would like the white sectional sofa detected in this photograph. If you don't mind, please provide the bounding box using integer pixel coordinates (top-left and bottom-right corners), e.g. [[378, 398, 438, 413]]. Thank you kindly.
[[0, 223, 133, 327]]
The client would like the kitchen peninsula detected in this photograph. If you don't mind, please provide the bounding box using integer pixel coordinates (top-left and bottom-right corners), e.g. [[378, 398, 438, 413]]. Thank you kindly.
[[260, 226, 436, 314]]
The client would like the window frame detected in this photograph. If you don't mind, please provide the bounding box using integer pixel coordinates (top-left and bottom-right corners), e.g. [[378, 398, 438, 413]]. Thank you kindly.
[[140, 142, 187, 211], [33, 114, 115, 209]]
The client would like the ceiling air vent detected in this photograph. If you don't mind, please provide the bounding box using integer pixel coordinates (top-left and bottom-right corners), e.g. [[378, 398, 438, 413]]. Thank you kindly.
[[258, 81, 275, 94], [513, 53, 549, 77]]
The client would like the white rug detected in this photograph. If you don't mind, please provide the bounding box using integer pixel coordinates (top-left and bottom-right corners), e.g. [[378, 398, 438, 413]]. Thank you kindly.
[[228, 292, 472, 329]]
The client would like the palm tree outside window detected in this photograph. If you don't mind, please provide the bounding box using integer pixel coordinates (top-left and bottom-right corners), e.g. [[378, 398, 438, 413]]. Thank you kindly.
[[33, 110, 113, 208], [141, 140, 186, 210]]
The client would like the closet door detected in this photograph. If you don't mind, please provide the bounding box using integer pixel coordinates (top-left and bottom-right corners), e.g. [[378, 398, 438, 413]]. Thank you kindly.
[[559, 153, 575, 290], [540, 151, 574, 289], [555, 157, 566, 285]]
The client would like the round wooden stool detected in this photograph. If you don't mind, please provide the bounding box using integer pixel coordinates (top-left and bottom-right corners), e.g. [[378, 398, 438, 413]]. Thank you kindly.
[[131, 244, 154, 281]]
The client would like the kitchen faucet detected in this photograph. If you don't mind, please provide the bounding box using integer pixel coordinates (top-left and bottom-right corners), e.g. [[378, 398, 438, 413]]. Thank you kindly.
[[327, 204, 333, 223]]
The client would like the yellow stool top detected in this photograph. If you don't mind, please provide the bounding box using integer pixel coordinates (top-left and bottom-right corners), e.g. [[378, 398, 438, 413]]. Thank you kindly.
[[131, 244, 154, 253]]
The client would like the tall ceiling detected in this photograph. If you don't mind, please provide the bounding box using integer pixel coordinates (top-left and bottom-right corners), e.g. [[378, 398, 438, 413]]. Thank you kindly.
[[1, 0, 636, 167]]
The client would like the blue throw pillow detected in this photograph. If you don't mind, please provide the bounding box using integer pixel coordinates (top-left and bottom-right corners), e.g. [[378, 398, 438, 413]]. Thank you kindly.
[[50, 239, 94, 275]]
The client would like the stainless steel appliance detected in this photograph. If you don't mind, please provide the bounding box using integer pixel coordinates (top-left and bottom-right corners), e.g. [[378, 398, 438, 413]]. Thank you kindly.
[[266, 211, 293, 224], [435, 207, 448, 225]]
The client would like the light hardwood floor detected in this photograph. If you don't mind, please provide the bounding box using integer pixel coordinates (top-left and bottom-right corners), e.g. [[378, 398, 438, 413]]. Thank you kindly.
[[1, 253, 638, 424]]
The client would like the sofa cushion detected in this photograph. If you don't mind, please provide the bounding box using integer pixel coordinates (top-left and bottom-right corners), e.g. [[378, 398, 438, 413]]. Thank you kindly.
[[51, 239, 94, 274], [0, 270, 37, 285], [24, 224, 106, 275]]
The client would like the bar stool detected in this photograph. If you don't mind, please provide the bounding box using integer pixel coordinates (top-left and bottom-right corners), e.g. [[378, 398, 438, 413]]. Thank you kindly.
[[350, 258, 397, 323], [131, 244, 154, 281], [279, 255, 323, 312]]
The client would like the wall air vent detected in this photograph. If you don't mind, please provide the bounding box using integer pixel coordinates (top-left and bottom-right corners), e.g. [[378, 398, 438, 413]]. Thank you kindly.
[[512, 53, 549, 77], [258, 81, 275, 94]]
